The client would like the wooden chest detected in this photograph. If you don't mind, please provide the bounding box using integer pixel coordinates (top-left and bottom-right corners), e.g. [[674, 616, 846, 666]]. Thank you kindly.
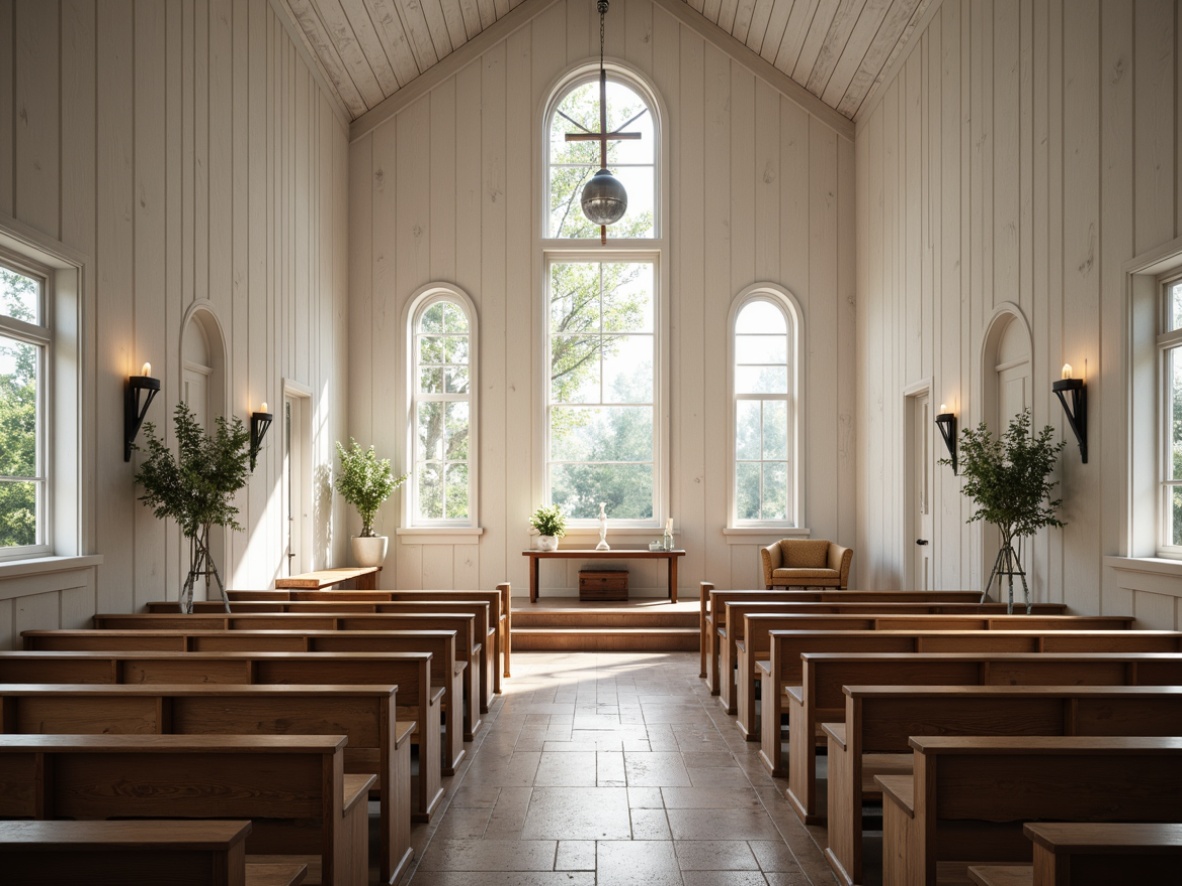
[[578, 569, 629, 601]]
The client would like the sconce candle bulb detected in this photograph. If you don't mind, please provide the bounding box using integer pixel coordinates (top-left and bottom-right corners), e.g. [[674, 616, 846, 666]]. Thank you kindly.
[[141, 362, 151, 377], [124, 362, 161, 462], [1061, 363, 1072, 380]]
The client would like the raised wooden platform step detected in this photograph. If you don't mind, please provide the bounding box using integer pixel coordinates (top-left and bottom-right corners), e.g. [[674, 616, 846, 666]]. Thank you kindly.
[[511, 598, 698, 651]]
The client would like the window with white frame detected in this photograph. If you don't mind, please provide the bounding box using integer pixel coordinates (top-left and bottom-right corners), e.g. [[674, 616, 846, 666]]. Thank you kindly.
[[543, 66, 663, 527], [0, 255, 49, 558], [730, 288, 799, 527], [1160, 274, 1182, 552], [408, 288, 477, 526]]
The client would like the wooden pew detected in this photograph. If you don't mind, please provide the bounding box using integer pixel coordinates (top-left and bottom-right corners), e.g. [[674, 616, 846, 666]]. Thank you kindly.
[[716, 601, 1069, 718], [968, 822, 1182, 886], [823, 683, 1182, 886], [0, 733, 374, 886], [758, 632, 1182, 778], [226, 583, 514, 682], [23, 627, 468, 778], [0, 649, 445, 822], [0, 820, 308, 886], [274, 566, 381, 591], [876, 736, 1182, 886], [96, 605, 494, 721], [697, 583, 988, 679], [175, 595, 503, 703], [0, 682, 413, 886]]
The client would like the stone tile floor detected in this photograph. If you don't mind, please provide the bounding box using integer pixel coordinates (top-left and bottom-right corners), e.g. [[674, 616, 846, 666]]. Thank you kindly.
[[396, 650, 837, 885]]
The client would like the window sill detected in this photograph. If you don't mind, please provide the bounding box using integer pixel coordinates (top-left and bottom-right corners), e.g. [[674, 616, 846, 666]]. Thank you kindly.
[[396, 527, 484, 545], [1104, 555, 1182, 578], [0, 554, 104, 580], [722, 527, 811, 545]]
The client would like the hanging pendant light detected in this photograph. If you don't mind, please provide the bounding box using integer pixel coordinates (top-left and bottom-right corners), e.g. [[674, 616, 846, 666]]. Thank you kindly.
[[580, 0, 627, 229]]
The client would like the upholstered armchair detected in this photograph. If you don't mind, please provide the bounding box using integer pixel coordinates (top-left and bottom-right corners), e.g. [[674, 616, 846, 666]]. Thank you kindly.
[[760, 539, 853, 589]]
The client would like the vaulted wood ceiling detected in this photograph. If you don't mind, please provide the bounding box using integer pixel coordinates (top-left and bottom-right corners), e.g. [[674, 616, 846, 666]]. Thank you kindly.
[[276, 0, 933, 124]]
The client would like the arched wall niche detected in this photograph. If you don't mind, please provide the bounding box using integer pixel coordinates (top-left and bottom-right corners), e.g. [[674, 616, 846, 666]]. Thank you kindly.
[[179, 301, 228, 429]]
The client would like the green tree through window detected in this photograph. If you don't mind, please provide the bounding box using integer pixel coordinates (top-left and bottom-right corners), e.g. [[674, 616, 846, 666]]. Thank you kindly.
[[0, 265, 41, 548]]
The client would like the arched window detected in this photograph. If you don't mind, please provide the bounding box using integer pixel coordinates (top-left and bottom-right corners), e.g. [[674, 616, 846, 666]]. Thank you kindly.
[[729, 286, 801, 527], [407, 287, 477, 527], [541, 66, 665, 529]]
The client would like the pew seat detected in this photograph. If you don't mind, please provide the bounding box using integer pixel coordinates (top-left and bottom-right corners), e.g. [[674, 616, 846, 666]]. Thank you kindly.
[[0, 820, 308, 886]]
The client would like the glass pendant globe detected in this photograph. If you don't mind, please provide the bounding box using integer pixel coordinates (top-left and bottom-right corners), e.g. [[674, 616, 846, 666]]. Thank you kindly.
[[581, 168, 628, 226]]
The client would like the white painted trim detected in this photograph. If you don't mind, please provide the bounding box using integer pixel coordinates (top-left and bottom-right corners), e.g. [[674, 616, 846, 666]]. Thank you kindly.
[[902, 380, 933, 588], [395, 527, 484, 545], [1106, 555, 1182, 581], [0, 554, 103, 582]]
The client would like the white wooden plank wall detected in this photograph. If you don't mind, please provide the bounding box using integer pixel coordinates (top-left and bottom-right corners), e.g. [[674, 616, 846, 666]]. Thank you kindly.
[[0, 0, 349, 647], [856, 0, 1182, 629], [349, 0, 857, 596]]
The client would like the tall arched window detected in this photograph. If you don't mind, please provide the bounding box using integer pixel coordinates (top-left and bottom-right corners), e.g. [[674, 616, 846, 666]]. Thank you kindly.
[[407, 286, 478, 527], [542, 67, 666, 528], [729, 286, 801, 527]]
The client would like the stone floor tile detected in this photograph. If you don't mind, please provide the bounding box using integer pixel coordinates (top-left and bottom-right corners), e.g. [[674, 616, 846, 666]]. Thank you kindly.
[[630, 806, 673, 839], [597, 749, 627, 785], [674, 839, 760, 871], [749, 839, 804, 873], [519, 786, 632, 840], [406, 872, 596, 886], [484, 786, 533, 838], [597, 840, 682, 885], [662, 786, 763, 809], [763, 872, 816, 886], [624, 751, 693, 786], [415, 838, 556, 871], [627, 786, 665, 808], [555, 840, 596, 870], [534, 750, 597, 786], [667, 806, 783, 841], [681, 872, 770, 886]]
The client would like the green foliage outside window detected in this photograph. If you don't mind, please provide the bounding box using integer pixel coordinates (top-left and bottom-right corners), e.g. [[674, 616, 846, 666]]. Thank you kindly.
[[0, 268, 39, 548]]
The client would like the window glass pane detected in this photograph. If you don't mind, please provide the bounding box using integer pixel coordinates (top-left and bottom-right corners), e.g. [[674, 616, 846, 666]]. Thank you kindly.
[[736, 301, 785, 335], [420, 367, 443, 394], [443, 335, 468, 364], [602, 336, 653, 404], [445, 464, 469, 519], [735, 463, 760, 521], [551, 336, 601, 403], [550, 462, 653, 520], [602, 263, 653, 333], [0, 480, 37, 547], [445, 402, 469, 460], [550, 263, 600, 331], [417, 402, 443, 459], [442, 303, 468, 333], [1171, 347, 1182, 482], [763, 401, 788, 460], [420, 335, 444, 364], [735, 334, 787, 364], [417, 464, 443, 520], [735, 401, 761, 461], [763, 462, 788, 521], [1171, 282, 1182, 332], [735, 365, 788, 394], [1173, 486, 1182, 547], [0, 265, 40, 325], [0, 332, 39, 548], [445, 368, 469, 395], [550, 406, 652, 462], [419, 302, 445, 333]]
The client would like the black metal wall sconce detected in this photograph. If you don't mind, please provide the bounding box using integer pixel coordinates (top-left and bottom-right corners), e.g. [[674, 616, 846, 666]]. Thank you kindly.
[[934, 404, 957, 474], [250, 402, 273, 471], [1052, 363, 1087, 463], [124, 362, 160, 462]]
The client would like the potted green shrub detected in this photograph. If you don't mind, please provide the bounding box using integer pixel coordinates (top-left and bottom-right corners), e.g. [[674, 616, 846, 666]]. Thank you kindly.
[[530, 504, 566, 551], [942, 408, 1066, 613], [134, 402, 253, 613], [335, 439, 406, 567]]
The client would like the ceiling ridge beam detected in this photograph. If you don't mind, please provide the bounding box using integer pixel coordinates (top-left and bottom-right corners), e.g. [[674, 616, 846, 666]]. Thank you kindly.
[[649, 0, 855, 143], [348, 0, 565, 143]]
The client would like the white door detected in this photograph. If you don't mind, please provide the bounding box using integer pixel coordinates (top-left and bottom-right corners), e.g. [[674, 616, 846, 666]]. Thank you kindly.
[[908, 391, 934, 590], [282, 391, 312, 575]]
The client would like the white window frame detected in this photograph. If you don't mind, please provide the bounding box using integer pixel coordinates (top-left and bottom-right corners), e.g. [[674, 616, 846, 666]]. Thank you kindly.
[[403, 284, 479, 530], [1158, 272, 1182, 556], [726, 284, 804, 530], [0, 216, 86, 568], [538, 63, 668, 534], [0, 249, 51, 559]]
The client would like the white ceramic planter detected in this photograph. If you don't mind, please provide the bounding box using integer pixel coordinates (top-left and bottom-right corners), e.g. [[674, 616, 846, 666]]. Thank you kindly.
[[536, 534, 559, 552], [352, 535, 389, 567]]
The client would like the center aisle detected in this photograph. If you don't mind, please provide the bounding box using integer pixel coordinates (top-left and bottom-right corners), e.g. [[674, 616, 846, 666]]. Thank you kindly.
[[399, 650, 837, 885]]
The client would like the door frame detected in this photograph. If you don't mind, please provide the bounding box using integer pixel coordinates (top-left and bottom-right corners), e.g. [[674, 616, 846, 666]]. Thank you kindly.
[[282, 379, 313, 576]]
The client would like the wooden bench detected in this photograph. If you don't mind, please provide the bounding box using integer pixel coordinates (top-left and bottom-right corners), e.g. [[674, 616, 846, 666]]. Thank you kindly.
[[822, 683, 1182, 886], [716, 601, 1070, 718], [876, 736, 1182, 886], [0, 733, 374, 886], [165, 596, 504, 705], [697, 583, 987, 679], [0, 820, 308, 886], [0, 682, 414, 886], [758, 632, 1182, 778], [274, 567, 381, 591], [226, 583, 513, 682], [25, 626, 468, 773], [968, 822, 1182, 886], [94, 606, 490, 725], [0, 649, 445, 822]]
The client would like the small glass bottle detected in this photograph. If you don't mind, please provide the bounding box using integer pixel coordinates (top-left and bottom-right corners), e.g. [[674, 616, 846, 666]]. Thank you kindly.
[[663, 518, 673, 551]]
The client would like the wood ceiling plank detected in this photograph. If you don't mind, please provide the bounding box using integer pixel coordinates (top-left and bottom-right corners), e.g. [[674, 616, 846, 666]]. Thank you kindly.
[[758, 0, 797, 64], [791, 0, 846, 84], [717, 0, 742, 34], [839, 0, 929, 120], [731, 0, 759, 44], [281, 0, 371, 116], [312, 0, 390, 105], [820, 0, 891, 109], [340, 0, 408, 93], [457, 0, 483, 40], [475, 0, 497, 30], [774, 0, 821, 73], [806, 0, 869, 96], [702, 0, 723, 27], [744, 0, 778, 55], [436, 0, 471, 49], [378, 0, 443, 71]]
